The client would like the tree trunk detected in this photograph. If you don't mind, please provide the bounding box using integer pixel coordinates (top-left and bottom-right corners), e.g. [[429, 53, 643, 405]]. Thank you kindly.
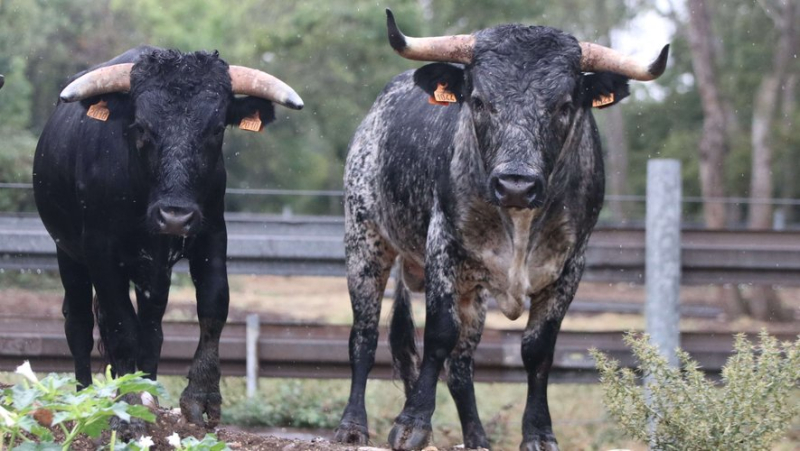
[[594, 0, 630, 224], [605, 107, 630, 223], [747, 0, 797, 322], [687, 0, 728, 230], [687, 0, 745, 318]]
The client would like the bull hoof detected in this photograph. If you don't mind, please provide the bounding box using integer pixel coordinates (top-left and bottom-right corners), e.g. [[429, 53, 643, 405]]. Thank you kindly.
[[388, 414, 432, 450], [519, 434, 559, 451], [333, 420, 369, 445], [179, 389, 222, 429]]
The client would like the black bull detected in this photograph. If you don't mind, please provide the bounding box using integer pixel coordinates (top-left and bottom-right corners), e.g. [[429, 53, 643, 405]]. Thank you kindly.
[[33, 46, 301, 432], [335, 10, 668, 451]]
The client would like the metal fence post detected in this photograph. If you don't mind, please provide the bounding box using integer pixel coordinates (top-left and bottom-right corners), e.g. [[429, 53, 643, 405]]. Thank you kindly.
[[246, 313, 261, 398], [646, 159, 681, 365]]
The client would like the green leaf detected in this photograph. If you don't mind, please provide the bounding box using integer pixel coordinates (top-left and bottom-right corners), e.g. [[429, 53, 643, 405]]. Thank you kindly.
[[126, 404, 156, 423], [81, 417, 110, 438]]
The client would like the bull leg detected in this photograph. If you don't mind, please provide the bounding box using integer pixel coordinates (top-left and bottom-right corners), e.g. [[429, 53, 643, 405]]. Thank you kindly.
[[334, 222, 396, 445], [57, 248, 94, 389], [133, 261, 172, 382], [83, 234, 143, 439], [446, 292, 490, 449], [389, 214, 461, 451], [182, 227, 229, 428], [519, 257, 583, 451]]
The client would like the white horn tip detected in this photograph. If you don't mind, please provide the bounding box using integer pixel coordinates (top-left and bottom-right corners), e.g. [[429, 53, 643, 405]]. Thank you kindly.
[[283, 92, 304, 110]]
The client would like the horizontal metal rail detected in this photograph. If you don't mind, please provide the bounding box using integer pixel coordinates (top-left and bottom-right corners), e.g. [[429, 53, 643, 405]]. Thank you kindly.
[[2, 213, 800, 286], [1, 318, 787, 384]]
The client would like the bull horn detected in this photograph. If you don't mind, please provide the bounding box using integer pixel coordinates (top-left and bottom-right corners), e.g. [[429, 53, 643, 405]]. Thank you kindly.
[[0, 74, 4, 90], [59, 63, 133, 102], [229, 66, 304, 110], [386, 8, 475, 64], [580, 42, 669, 81]]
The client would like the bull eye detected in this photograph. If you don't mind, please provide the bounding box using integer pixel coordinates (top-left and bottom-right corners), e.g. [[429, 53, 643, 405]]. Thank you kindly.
[[471, 96, 485, 111]]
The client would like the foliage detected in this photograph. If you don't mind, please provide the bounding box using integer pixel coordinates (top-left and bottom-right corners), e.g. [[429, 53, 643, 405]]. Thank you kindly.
[[222, 379, 345, 429], [0, 363, 163, 451], [165, 433, 230, 451], [591, 331, 800, 450], [0, 0, 798, 220]]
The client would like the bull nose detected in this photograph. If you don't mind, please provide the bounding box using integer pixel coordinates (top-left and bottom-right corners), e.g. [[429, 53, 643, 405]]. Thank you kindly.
[[157, 206, 196, 235], [491, 173, 545, 209]]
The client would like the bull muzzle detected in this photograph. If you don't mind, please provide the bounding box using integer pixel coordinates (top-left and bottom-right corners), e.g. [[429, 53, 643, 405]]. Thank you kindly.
[[150, 203, 202, 236], [490, 172, 546, 209]]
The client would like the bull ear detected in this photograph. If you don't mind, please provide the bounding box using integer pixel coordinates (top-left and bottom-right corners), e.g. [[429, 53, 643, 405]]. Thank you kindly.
[[226, 96, 277, 129], [413, 63, 465, 103], [582, 72, 630, 109]]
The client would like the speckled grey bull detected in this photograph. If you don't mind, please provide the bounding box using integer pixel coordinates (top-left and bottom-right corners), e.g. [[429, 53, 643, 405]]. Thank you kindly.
[[334, 9, 668, 451]]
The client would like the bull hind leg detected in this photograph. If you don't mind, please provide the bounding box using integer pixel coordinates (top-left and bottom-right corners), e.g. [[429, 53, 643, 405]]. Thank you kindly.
[[388, 278, 419, 395], [57, 248, 94, 389], [334, 222, 396, 445], [446, 292, 490, 449], [519, 257, 583, 451]]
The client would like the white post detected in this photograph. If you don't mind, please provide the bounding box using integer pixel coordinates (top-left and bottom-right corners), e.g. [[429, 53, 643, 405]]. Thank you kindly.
[[646, 159, 681, 366], [246, 313, 260, 398]]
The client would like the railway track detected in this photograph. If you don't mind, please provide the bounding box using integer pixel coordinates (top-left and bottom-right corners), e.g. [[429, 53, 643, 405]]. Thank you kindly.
[[1, 317, 793, 384], [2, 213, 800, 285]]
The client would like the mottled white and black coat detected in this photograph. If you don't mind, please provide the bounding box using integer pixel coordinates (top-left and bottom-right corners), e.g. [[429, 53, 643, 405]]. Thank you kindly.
[[336, 25, 635, 451]]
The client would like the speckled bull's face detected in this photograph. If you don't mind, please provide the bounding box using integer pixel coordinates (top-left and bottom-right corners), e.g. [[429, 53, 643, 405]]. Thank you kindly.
[[464, 27, 583, 209]]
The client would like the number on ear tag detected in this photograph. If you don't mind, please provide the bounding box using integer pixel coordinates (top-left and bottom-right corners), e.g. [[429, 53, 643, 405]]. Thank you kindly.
[[592, 93, 615, 108], [239, 110, 263, 132], [87, 100, 110, 121], [429, 83, 457, 106]]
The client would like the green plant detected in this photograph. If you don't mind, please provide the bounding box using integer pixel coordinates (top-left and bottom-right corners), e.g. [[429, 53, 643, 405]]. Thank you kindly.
[[166, 433, 230, 451], [591, 331, 800, 451], [222, 379, 346, 429], [0, 362, 163, 451]]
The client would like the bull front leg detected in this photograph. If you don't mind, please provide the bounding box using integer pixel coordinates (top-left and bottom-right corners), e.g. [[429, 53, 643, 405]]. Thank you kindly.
[[133, 239, 174, 384], [519, 256, 583, 451], [447, 291, 490, 449], [182, 227, 229, 428], [83, 232, 144, 439], [335, 221, 396, 445], [389, 213, 461, 451]]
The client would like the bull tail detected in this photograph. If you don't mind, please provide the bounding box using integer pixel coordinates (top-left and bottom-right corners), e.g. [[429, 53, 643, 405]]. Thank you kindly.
[[388, 279, 420, 396]]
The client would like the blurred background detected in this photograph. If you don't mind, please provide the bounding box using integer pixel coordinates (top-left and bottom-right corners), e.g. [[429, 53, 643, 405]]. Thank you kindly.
[[0, 1, 798, 449], [0, 0, 796, 225]]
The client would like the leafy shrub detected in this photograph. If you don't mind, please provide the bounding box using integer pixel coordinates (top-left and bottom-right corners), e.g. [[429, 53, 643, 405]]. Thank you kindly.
[[1, 363, 162, 450], [591, 331, 800, 451], [222, 380, 346, 429]]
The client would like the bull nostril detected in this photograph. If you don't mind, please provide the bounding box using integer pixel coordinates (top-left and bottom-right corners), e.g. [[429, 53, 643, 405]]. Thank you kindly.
[[492, 174, 544, 208], [158, 207, 195, 228]]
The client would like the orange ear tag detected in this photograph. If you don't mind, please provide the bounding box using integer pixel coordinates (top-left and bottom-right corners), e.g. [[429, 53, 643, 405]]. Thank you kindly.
[[592, 93, 615, 108], [429, 83, 457, 106], [239, 110, 264, 132], [86, 100, 110, 121]]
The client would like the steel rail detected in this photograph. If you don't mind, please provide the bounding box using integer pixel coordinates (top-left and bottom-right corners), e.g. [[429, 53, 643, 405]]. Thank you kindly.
[[2, 213, 800, 286], [2, 318, 790, 384]]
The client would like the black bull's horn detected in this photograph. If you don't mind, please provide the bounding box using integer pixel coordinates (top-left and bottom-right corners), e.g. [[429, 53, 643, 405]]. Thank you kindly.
[[0, 74, 4, 90], [386, 8, 669, 82], [59, 63, 303, 110]]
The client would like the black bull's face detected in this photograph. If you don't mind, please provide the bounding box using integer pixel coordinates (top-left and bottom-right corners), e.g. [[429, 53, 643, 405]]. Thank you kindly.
[[58, 48, 302, 236], [126, 52, 273, 236]]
